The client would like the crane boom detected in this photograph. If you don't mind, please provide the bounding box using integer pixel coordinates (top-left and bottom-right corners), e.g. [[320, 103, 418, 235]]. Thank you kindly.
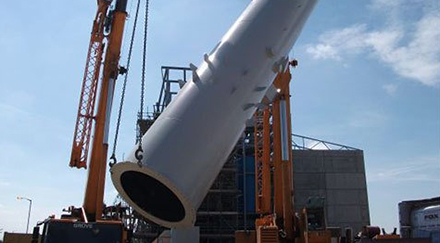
[[69, 0, 128, 220], [82, 0, 128, 221], [70, 0, 111, 169]]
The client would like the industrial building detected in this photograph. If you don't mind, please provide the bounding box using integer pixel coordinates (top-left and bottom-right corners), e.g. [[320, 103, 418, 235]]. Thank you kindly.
[[291, 135, 370, 233], [292, 148, 370, 233], [193, 136, 369, 242]]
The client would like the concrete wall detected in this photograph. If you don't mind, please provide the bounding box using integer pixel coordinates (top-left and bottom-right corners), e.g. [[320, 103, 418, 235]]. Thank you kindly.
[[292, 150, 370, 233]]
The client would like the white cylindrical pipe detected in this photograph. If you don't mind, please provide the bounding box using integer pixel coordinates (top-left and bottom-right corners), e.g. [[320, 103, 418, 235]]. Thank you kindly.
[[111, 0, 318, 228]]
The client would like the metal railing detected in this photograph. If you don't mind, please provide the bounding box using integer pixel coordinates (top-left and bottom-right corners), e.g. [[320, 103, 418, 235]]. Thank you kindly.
[[292, 133, 360, 151]]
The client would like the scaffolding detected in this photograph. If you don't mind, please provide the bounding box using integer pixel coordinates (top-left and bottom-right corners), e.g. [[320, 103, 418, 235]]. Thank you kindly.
[[196, 126, 258, 243]]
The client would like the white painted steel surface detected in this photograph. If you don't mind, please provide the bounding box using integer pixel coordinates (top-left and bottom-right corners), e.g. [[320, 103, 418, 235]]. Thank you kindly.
[[111, 0, 318, 228]]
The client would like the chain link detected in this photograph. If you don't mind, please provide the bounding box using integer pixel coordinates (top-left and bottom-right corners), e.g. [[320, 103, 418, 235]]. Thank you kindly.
[[136, 0, 150, 166], [109, 0, 142, 168]]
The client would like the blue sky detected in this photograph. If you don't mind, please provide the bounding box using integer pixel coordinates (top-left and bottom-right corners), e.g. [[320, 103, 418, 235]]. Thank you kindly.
[[0, 0, 439, 238]]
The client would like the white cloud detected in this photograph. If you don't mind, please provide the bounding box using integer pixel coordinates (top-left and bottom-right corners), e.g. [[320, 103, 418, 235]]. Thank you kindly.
[[0, 89, 35, 122], [382, 83, 398, 96], [0, 181, 11, 187], [306, 24, 369, 61], [370, 0, 402, 8], [306, 44, 341, 61], [348, 110, 388, 128], [369, 158, 440, 183], [306, 2, 440, 86], [0, 100, 28, 113]]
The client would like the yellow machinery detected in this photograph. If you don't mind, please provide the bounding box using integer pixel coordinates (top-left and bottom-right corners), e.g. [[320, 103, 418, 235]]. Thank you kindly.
[[253, 62, 296, 243], [247, 61, 333, 243]]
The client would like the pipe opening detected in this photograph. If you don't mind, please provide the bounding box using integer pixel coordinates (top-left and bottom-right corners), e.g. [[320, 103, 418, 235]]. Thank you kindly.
[[120, 171, 185, 223]]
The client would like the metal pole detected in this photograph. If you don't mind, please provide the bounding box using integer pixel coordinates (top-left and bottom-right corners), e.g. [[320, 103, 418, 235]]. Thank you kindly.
[[17, 197, 32, 234], [27, 199, 32, 234], [242, 133, 247, 231]]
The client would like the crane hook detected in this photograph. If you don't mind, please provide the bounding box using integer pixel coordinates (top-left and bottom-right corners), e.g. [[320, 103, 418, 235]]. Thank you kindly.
[[109, 154, 117, 168], [135, 146, 143, 167]]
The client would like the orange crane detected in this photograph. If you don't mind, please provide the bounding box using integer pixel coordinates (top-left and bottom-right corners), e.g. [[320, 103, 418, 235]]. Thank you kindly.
[[254, 61, 296, 243], [32, 0, 131, 242], [253, 61, 332, 243], [72, 0, 127, 222]]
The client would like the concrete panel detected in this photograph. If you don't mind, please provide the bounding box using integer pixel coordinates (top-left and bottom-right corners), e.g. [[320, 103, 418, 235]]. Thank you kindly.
[[293, 156, 324, 173], [356, 153, 366, 173], [326, 190, 368, 206], [327, 205, 362, 223], [360, 205, 370, 222], [326, 173, 367, 189], [294, 189, 327, 210], [295, 173, 326, 190], [324, 158, 361, 173], [321, 150, 345, 156]]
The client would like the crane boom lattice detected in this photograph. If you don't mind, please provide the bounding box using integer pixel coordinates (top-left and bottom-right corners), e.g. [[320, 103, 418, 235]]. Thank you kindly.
[[70, 1, 110, 169]]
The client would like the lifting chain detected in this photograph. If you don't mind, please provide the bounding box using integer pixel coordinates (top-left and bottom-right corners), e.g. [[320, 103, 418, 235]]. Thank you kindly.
[[109, 0, 142, 168], [136, 0, 150, 167]]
